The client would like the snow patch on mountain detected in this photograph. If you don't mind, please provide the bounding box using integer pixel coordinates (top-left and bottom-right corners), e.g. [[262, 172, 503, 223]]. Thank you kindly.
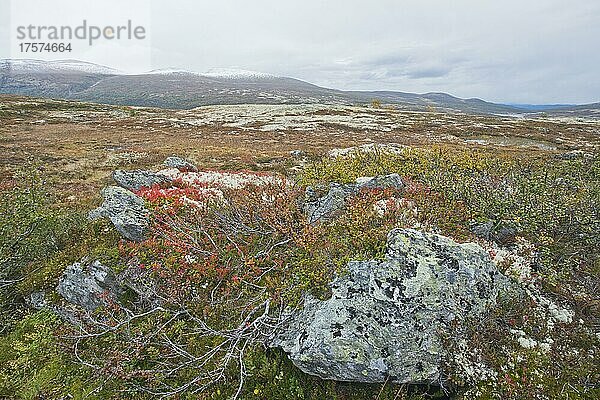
[[1, 59, 121, 75], [1, 60, 277, 81], [199, 68, 277, 80], [145, 68, 197, 75], [144, 67, 278, 80]]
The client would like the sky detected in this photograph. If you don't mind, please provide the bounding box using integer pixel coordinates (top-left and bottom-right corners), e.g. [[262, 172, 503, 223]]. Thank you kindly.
[[2, 0, 599, 104]]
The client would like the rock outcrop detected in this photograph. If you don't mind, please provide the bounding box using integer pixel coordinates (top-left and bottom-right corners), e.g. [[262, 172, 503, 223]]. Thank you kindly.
[[89, 186, 149, 242], [112, 169, 172, 191], [304, 174, 404, 224], [164, 156, 198, 172], [56, 259, 121, 311], [272, 228, 510, 384]]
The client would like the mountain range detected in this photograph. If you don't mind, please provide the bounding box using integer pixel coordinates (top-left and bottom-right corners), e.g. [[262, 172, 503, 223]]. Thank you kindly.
[[1, 59, 598, 117]]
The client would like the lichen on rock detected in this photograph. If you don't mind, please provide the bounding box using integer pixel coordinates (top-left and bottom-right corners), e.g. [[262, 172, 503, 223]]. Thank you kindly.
[[89, 186, 149, 242], [112, 169, 172, 191], [56, 259, 121, 311], [272, 228, 511, 384], [304, 174, 404, 224]]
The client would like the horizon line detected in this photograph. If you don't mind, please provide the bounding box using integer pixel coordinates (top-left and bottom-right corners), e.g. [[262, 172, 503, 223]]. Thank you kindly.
[[1, 57, 598, 107]]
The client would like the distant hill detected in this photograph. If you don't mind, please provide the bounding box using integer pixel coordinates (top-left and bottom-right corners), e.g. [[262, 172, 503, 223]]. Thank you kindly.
[[74, 72, 352, 108], [348, 91, 523, 115], [506, 104, 576, 111], [526, 103, 600, 118], [1, 59, 598, 117]]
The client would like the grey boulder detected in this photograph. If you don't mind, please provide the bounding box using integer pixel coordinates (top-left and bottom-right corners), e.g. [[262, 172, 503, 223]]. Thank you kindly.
[[356, 173, 404, 191], [272, 228, 509, 384], [56, 259, 121, 311], [304, 183, 357, 224], [89, 186, 149, 242], [470, 220, 518, 246], [164, 156, 198, 172], [112, 169, 172, 191], [304, 174, 404, 224]]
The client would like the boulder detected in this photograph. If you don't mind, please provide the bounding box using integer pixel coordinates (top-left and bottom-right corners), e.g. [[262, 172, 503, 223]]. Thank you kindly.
[[304, 174, 404, 224], [163, 156, 198, 172], [304, 183, 357, 224], [56, 259, 121, 311], [272, 229, 510, 384], [356, 173, 404, 191], [470, 220, 518, 246], [112, 169, 172, 191], [89, 186, 149, 242]]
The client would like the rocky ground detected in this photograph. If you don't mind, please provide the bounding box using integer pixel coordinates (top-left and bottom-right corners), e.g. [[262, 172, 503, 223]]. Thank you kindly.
[[0, 96, 598, 400], [1, 95, 598, 200]]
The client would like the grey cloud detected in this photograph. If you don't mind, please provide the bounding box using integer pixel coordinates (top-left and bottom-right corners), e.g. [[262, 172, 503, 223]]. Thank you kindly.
[[4, 0, 597, 104], [405, 67, 451, 79]]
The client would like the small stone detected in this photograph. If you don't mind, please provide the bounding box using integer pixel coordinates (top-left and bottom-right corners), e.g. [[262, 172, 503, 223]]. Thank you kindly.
[[470, 220, 518, 246], [304, 183, 356, 224], [28, 291, 48, 309]]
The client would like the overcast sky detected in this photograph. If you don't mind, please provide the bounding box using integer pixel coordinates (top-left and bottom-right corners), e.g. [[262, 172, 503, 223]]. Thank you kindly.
[[3, 0, 600, 104]]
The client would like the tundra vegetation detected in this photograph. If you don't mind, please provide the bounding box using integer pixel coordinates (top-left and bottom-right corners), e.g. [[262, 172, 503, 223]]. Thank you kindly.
[[0, 98, 598, 399]]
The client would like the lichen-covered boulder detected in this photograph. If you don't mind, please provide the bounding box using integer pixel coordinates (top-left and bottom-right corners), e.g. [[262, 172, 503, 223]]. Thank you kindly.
[[304, 183, 357, 224], [304, 174, 404, 224], [356, 173, 404, 191], [56, 259, 121, 311], [163, 156, 198, 172], [272, 228, 510, 384], [470, 220, 518, 246], [112, 169, 172, 191], [89, 186, 149, 242]]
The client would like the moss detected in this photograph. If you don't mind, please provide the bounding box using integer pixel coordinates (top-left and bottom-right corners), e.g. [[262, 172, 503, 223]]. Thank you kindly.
[[0, 310, 103, 399], [208, 349, 445, 400]]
